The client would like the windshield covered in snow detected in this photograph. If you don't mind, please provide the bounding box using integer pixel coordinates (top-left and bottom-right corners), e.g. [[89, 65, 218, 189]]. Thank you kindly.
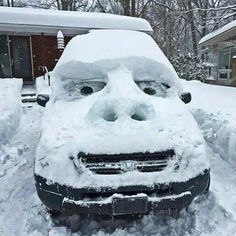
[[52, 30, 182, 100]]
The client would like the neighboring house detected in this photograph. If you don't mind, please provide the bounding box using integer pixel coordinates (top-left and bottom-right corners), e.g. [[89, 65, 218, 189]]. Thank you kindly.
[[199, 20, 236, 86], [0, 7, 152, 85]]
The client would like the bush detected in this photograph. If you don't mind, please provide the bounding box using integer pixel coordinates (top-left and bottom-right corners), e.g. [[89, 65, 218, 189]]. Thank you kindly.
[[170, 53, 207, 81]]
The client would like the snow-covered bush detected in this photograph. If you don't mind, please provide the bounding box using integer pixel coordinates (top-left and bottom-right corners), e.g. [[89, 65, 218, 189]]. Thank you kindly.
[[0, 79, 23, 144], [171, 54, 207, 81]]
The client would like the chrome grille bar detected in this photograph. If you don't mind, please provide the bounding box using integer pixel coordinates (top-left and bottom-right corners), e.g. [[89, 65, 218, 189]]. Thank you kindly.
[[79, 150, 175, 174]]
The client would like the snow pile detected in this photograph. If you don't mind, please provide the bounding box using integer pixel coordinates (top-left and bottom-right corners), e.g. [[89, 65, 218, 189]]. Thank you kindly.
[[0, 79, 23, 144], [199, 20, 236, 45], [36, 76, 52, 95], [35, 30, 209, 188], [182, 80, 236, 165]]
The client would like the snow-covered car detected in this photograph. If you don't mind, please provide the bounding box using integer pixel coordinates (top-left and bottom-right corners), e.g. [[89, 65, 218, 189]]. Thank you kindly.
[[34, 30, 210, 217]]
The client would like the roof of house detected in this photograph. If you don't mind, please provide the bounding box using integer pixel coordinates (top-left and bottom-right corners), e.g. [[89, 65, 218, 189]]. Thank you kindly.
[[199, 20, 236, 47], [0, 7, 153, 36]]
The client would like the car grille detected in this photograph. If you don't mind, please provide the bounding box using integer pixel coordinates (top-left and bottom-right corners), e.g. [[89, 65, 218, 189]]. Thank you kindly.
[[79, 150, 175, 175]]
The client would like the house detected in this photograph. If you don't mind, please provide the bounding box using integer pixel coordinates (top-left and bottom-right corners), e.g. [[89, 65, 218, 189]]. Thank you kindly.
[[0, 7, 152, 85], [199, 20, 236, 86]]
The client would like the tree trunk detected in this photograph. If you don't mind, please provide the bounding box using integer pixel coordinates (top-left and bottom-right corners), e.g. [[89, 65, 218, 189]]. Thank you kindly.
[[131, 0, 136, 16], [187, 0, 198, 60], [121, 0, 131, 16]]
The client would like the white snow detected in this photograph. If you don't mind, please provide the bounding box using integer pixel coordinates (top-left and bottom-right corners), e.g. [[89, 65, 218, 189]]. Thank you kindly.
[[182, 80, 236, 166], [36, 75, 52, 95], [199, 20, 236, 45], [1, 79, 236, 235], [205, 75, 215, 81], [0, 78, 23, 144], [0, 7, 152, 34], [54, 30, 179, 83]]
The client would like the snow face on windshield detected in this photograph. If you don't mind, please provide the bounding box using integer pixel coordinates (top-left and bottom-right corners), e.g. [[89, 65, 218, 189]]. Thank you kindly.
[[52, 59, 179, 101], [52, 30, 182, 100]]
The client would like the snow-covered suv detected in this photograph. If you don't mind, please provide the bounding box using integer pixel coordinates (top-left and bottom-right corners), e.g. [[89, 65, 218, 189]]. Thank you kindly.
[[35, 30, 210, 216]]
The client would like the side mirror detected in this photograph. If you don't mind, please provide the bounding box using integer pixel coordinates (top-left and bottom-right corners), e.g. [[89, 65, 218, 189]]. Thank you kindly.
[[37, 94, 49, 107], [180, 92, 191, 104]]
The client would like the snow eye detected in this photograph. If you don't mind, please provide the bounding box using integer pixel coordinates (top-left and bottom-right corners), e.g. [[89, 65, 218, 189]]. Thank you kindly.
[[80, 86, 94, 96], [63, 80, 106, 99], [143, 87, 156, 95], [135, 81, 169, 97]]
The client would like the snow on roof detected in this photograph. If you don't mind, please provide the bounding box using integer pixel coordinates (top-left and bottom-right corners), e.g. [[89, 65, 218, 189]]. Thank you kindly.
[[55, 30, 176, 73], [199, 20, 236, 46], [54, 30, 181, 90], [0, 7, 152, 35]]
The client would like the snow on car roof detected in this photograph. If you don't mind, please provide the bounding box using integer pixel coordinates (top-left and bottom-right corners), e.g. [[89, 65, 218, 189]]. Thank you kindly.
[[54, 30, 180, 89], [199, 20, 236, 46], [0, 7, 152, 35]]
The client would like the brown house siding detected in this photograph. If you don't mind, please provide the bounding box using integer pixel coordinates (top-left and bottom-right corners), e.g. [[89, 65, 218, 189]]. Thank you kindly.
[[31, 35, 72, 78]]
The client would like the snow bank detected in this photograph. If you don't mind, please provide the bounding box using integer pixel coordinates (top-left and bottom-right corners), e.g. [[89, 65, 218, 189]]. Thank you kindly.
[[36, 76, 52, 95], [182, 80, 236, 165], [0, 79, 23, 144]]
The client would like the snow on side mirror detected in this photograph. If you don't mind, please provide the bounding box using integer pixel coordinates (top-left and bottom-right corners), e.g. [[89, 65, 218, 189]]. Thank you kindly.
[[180, 92, 191, 104], [37, 94, 50, 107]]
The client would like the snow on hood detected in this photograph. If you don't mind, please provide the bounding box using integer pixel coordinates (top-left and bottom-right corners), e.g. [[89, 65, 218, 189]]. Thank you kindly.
[[35, 30, 208, 188]]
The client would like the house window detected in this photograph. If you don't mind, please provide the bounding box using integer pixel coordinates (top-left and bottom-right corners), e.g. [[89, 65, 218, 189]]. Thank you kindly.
[[219, 44, 236, 69], [0, 35, 11, 78], [218, 44, 236, 80], [219, 46, 231, 69]]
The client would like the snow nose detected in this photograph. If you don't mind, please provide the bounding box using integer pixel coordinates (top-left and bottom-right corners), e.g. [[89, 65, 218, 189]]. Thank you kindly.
[[130, 103, 154, 121], [87, 99, 155, 123], [102, 108, 118, 122]]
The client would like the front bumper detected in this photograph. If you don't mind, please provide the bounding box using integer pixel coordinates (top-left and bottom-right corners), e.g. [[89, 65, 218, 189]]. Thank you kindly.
[[35, 169, 210, 216]]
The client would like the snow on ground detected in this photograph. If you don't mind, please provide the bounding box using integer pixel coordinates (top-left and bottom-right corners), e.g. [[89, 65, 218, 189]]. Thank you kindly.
[[182, 80, 236, 166], [1, 80, 236, 235], [0, 78, 22, 144]]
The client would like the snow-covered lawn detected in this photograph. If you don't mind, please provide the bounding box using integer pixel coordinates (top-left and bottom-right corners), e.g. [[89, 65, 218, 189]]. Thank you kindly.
[[0, 79, 22, 144], [0, 80, 236, 235]]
